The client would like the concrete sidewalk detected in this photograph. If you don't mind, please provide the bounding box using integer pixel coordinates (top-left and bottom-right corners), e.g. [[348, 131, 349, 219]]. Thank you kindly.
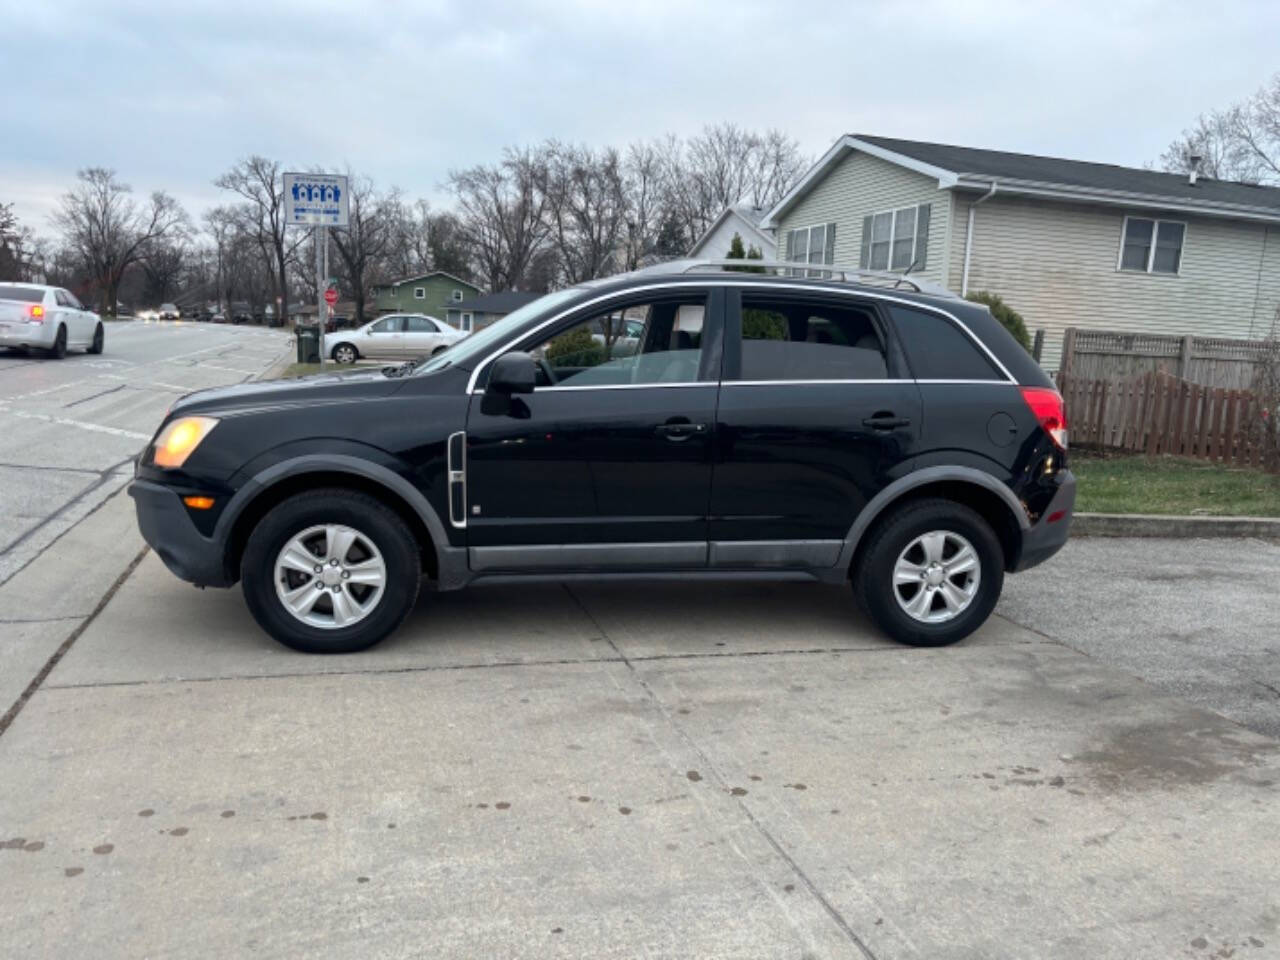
[[1, 540, 1278, 958]]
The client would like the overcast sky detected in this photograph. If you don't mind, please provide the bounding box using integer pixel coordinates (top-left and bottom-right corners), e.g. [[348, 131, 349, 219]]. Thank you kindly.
[[3, 0, 1277, 232]]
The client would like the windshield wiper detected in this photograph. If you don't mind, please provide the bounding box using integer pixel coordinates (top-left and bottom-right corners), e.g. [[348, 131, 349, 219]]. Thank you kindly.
[[382, 361, 416, 378]]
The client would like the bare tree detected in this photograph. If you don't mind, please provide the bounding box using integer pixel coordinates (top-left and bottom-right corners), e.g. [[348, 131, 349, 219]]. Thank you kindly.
[[52, 168, 187, 314], [620, 140, 665, 270], [541, 141, 628, 284], [215, 157, 299, 324], [0, 202, 41, 282], [1161, 72, 1280, 184], [447, 147, 549, 291], [660, 125, 807, 252], [329, 173, 403, 324], [140, 237, 187, 305]]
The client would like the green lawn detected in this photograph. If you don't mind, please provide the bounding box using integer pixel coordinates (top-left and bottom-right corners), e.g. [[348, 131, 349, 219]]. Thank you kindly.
[[271, 362, 328, 379], [1072, 454, 1280, 516]]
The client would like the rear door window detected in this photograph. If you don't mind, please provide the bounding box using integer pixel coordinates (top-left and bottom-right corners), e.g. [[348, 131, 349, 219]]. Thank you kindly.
[[737, 296, 888, 381], [889, 306, 1003, 381]]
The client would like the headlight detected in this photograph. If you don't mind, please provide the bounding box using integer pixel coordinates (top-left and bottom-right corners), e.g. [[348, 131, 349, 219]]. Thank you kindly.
[[152, 416, 218, 468]]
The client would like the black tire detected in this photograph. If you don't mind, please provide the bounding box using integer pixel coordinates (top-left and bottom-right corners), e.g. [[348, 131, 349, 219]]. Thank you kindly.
[[431, 345, 448, 356], [853, 498, 1004, 647], [47, 325, 67, 359], [241, 489, 421, 653], [87, 324, 104, 355], [332, 342, 358, 363]]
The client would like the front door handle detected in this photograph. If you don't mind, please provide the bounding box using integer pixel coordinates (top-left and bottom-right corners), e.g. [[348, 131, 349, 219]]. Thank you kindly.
[[862, 414, 911, 430], [656, 420, 708, 442]]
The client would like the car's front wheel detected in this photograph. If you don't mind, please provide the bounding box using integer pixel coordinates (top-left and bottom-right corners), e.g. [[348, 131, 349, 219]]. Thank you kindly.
[[854, 498, 1004, 647], [241, 489, 421, 653], [332, 343, 358, 363]]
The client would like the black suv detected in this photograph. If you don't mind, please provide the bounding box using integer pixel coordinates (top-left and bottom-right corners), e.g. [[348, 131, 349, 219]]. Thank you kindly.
[[130, 262, 1074, 654]]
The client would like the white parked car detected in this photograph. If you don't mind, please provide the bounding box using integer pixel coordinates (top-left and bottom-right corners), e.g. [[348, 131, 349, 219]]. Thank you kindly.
[[0, 283, 104, 359], [323, 313, 464, 364]]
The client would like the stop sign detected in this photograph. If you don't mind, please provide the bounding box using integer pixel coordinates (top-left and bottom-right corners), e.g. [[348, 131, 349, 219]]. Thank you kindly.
[[324, 287, 338, 306]]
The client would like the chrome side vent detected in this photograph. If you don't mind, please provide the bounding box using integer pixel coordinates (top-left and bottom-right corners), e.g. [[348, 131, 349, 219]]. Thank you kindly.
[[447, 431, 466, 529]]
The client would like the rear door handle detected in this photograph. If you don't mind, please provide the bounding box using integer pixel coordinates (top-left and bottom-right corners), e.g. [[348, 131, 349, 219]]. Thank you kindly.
[[862, 414, 911, 430], [656, 421, 708, 442]]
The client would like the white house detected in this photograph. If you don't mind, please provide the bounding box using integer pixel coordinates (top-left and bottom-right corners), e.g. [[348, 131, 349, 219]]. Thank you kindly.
[[688, 204, 777, 260], [761, 134, 1280, 370]]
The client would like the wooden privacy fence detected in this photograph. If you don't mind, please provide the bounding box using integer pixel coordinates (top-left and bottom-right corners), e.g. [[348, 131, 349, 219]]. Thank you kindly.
[[1060, 328, 1276, 391], [1060, 370, 1271, 468]]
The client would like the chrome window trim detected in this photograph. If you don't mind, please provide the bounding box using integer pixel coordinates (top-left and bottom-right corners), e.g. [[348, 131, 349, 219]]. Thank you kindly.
[[469, 381, 711, 395], [464, 280, 1016, 394], [723, 378, 1012, 386]]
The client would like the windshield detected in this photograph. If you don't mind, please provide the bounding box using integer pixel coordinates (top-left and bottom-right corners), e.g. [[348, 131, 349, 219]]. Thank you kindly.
[[414, 287, 583, 374]]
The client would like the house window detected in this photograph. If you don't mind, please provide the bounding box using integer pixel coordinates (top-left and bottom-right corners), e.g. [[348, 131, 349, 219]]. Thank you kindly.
[[452, 289, 464, 302], [414, 287, 425, 299], [865, 205, 927, 271], [787, 223, 835, 275], [1119, 217, 1185, 274]]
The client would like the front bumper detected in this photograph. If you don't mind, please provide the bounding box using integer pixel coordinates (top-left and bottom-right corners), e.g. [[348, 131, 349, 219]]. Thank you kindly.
[[1012, 469, 1076, 572], [0, 322, 55, 350], [129, 479, 234, 587]]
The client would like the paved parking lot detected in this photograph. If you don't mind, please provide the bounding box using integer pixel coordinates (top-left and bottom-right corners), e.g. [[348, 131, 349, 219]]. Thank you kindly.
[[1, 486, 1277, 958], [1, 325, 1278, 957]]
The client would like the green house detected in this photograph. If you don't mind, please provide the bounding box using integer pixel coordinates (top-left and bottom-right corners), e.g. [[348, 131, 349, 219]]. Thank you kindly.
[[372, 272, 482, 320]]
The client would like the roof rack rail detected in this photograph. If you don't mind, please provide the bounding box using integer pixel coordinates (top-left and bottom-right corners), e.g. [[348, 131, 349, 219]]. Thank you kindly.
[[665, 258, 958, 299]]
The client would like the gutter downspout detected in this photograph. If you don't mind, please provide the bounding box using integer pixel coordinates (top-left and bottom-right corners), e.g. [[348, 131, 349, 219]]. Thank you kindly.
[[961, 181, 998, 296]]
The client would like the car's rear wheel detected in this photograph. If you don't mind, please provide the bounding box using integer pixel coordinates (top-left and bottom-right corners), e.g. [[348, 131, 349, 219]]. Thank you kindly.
[[47, 325, 67, 359], [853, 498, 1004, 647], [333, 343, 358, 363], [87, 324, 104, 354], [241, 489, 421, 653]]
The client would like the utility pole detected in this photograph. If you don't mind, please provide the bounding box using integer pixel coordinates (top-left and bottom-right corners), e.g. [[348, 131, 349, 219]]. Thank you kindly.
[[315, 225, 326, 369]]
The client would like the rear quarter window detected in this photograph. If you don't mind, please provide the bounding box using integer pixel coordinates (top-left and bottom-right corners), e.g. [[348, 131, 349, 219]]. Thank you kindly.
[[890, 305, 1003, 381]]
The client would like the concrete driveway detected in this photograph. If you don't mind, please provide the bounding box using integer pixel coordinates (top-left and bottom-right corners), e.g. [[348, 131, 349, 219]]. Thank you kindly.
[[1, 492, 1277, 959]]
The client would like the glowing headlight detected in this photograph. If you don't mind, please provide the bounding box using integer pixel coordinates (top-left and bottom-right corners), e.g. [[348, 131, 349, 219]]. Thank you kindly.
[[152, 416, 218, 469]]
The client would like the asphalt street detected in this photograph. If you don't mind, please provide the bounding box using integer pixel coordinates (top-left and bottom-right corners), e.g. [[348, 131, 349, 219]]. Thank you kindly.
[[999, 535, 1280, 738], [0, 320, 290, 587]]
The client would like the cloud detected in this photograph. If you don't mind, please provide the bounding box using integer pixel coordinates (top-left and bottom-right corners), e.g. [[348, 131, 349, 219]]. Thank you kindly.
[[2, 0, 1277, 232]]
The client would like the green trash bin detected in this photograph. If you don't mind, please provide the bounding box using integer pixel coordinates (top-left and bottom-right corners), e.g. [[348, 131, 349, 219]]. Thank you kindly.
[[296, 323, 321, 363]]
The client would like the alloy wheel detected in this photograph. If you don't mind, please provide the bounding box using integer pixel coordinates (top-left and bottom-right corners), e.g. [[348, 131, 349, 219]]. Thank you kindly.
[[892, 530, 981, 624], [273, 524, 387, 629]]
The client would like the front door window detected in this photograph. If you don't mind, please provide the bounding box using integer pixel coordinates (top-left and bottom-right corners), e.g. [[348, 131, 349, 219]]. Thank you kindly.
[[524, 298, 708, 388]]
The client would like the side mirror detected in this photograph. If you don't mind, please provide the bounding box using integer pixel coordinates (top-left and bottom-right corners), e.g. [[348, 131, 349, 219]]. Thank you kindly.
[[487, 351, 536, 395]]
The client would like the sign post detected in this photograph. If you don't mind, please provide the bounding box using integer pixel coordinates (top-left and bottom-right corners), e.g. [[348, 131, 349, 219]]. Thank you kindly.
[[284, 173, 349, 368]]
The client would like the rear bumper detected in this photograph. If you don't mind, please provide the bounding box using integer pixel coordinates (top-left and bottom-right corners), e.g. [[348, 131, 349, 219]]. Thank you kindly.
[[0, 322, 55, 349], [1012, 470, 1075, 572], [129, 479, 234, 588]]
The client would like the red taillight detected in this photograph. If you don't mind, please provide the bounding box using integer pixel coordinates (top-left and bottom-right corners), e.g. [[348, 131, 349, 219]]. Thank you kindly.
[[29, 304, 44, 323], [1021, 386, 1067, 449]]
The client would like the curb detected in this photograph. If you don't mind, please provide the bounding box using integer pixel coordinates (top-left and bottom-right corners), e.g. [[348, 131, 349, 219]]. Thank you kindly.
[[258, 341, 299, 381], [1072, 512, 1280, 539]]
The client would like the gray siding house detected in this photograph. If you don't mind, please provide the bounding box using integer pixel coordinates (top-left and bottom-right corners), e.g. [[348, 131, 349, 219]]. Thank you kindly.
[[762, 135, 1280, 370]]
